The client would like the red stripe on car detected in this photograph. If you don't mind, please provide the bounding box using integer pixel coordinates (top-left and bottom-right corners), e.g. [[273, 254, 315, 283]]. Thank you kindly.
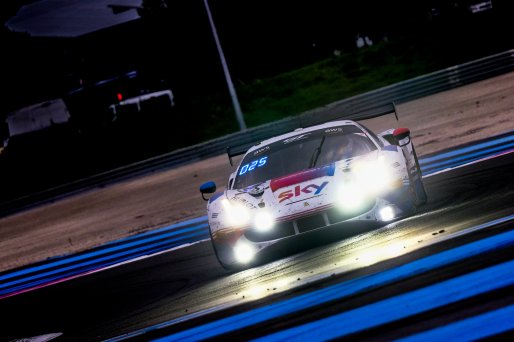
[[270, 164, 335, 192]]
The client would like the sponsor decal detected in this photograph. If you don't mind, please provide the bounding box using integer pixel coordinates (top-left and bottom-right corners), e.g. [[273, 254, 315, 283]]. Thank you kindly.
[[278, 181, 329, 203], [283, 133, 311, 144], [253, 145, 270, 156], [230, 196, 257, 209], [325, 127, 343, 134]]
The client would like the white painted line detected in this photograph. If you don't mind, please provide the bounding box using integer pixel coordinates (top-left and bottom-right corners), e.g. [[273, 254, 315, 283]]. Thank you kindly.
[[0, 239, 210, 300], [107, 214, 514, 341], [256, 260, 514, 341], [98, 239, 211, 272]]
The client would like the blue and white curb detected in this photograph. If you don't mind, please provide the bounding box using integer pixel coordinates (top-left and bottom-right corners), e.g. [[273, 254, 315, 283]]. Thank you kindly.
[[1, 130, 513, 299], [0, 216, 209, 298], [111, 214, 514, 341]]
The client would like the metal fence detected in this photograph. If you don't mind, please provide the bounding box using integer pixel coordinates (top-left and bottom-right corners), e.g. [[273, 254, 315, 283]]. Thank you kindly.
[[1, 49, 514, 216], [166, 49, 514, 162]]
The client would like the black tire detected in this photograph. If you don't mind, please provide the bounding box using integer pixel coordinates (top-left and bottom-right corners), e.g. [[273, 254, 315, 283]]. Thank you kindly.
[[208, 226, 237, 272], [411, 146, 427, 207], [413, 171, 427, 206]]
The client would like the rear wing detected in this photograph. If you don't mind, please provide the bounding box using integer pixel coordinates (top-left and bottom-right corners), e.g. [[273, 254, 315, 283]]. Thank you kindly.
[[226, 101, 399, 166], [345, 101, 398, 122], [227, 142, 259, 166]]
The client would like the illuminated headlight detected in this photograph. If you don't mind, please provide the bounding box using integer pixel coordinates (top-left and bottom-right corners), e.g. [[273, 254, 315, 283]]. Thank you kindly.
[[234, 241, 256, 264], [379, 205, 395, 222], [338, 181, 366, 211], [254, 212, 274, 232], [222, 199, 250, 226], [353, 157, 393, 195]]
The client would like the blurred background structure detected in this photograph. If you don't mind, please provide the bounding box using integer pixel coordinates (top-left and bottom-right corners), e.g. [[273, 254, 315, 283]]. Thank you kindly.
[[0, 0, 512, 203]]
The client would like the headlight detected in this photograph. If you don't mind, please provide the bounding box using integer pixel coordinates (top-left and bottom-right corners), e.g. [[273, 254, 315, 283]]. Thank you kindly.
[[353, 157, 393, 195], [254, 212, 274, 232], [378, 205, 395, 221], [338, 157, 396, 211], [222, 199, 250, 226], [338, 181, 366, 211], [234, 241, 256, 264]]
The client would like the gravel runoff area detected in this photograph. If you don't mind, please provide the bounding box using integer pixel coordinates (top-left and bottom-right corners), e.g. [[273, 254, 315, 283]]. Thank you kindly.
[[1, 72, 514, 272]]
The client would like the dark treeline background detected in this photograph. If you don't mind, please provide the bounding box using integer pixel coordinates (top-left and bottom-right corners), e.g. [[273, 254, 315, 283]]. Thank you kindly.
[[0, 0, 513, 204]]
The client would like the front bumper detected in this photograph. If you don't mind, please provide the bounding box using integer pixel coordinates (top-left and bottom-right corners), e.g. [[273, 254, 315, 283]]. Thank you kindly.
[[218, 188, 413, 268]]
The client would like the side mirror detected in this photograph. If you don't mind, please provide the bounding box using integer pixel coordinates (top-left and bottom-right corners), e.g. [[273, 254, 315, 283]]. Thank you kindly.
[[200, 181, 216, 201], [393, 127, 411, 146]]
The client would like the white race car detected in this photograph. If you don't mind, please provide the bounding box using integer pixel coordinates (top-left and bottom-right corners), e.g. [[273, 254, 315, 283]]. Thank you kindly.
[[200, 119, 426, 270]]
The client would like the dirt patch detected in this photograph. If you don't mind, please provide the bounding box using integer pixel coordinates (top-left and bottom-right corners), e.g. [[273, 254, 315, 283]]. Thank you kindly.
[[2, 72, 514, 272]]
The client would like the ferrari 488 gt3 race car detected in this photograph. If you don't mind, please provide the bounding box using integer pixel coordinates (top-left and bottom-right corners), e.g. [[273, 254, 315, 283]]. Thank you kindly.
[[200, 119, 426, 270]]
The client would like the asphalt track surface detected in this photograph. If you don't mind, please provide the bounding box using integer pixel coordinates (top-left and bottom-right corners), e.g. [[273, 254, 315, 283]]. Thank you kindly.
[[2, 150, 514, 341]]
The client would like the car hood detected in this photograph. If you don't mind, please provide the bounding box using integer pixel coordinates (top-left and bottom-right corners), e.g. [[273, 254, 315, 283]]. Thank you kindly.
[[221, 162, 341, 222]]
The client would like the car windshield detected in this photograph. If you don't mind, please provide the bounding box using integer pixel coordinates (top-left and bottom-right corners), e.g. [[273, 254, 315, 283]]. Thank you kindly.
[[233, 124, 377, 189]]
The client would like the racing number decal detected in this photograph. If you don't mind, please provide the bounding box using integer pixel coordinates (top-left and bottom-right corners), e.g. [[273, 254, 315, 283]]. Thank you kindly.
[[239, 156, 268, 175], [278, 181, 329, 203]]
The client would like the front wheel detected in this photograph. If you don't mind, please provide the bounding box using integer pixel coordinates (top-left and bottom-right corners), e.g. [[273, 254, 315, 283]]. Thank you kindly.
[[208, 226, 238, 272], [412, 173, 427, 207], [411, 147, 427, 207]]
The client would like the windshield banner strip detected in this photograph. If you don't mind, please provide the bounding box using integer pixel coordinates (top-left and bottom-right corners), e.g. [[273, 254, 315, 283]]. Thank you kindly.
[[270, 163, 335, 192]]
